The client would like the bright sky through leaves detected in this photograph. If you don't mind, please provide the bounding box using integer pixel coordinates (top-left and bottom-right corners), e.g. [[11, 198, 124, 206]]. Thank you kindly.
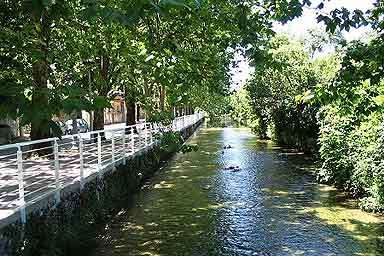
[[230, 0, 376, 91]]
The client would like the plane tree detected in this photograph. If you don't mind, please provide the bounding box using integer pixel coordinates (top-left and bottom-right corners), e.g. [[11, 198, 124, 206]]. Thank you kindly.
[[0, 0, 316, 140]]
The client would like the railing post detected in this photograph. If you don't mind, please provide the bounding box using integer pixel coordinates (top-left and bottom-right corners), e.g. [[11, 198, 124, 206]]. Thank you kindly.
[[130, 127, 135, 154], [54, 139, 61, 203], [17, 147, 26, 224], [149, 123, 153, 144], [144, 123, 148, 147], [111, 131, 115, 170], [79, 136, 84, 190], [97, 133, 102, 177], [138, 124, 142, 149], [122, 130, 126, 165]]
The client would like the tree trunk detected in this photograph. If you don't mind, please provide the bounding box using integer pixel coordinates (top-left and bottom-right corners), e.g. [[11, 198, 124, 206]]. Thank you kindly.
[[30, 58, 52, 155], [91, 108, 104, 142], [125, 99, 136, 135], [126, 100, 136, 126], [159, 85, 165, 112], [91, 54, 110, 139], [30, 60, 49, 141], [30, 61, 50, 142], [95, 53, 110, 132], [71, 111, 78, 135], [30, 10, 53, 155], [93, 108, 104, 131], [136, 104, 141, 122]]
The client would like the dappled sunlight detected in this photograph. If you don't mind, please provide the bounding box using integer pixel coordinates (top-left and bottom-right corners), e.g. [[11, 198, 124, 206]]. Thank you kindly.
[[121, 222, 145, 232], [297, 184, 384, 251], [153, 181, 176, 189], [261, 188, 307, 197], [262, 180, 384, 254], [280, 152, 305, 156], [137, 252, 161, 256], [192, 201, 248, 212], [281, 247, 308, 255], [94, 127, 384, 256], [140, 240, 163, 246], [168, 169, 186, 174]]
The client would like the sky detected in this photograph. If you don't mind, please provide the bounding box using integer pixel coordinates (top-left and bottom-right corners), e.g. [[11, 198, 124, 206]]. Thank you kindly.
[[230, 0, 376, 91]]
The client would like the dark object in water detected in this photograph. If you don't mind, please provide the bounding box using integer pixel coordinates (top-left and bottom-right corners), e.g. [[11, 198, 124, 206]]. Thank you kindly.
[[223, 144, 232, 149], [224, 165, 240, 172]]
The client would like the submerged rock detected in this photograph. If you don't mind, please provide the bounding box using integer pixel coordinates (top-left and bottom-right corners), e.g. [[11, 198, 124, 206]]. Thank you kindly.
[[231, 167, 241, 172], [224, 165, 241, 172]]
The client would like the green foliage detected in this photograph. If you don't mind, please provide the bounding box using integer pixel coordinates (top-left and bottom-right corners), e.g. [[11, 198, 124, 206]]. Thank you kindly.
[[243, 5, 384, 210], [0, 0, 315, 140], [315, 0, 384, 33], [229, 88, 259, 132], [311, 0, 384, 209], [156, 130, 199, 154], [317, 34, 384, 211], [148, 111, 174, 126], [317, 105, 355, 189], [246, 35, 338, 151]]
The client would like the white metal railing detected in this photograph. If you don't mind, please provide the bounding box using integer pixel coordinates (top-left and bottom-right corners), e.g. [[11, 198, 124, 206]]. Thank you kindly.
[[0, 112, 204, 223]]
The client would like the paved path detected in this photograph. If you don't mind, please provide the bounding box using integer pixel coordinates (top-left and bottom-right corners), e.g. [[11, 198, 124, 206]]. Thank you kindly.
[[0, 128, 152, 221], [0, 113, 204, 224]]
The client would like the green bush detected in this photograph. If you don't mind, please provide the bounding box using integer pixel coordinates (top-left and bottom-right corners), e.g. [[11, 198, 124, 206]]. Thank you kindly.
[[318, 94, 384, 212], [317, 105, 355, 189], [272, 102, 319, 152], [245, 35, 337, 149], [315, 34, 384, 212]]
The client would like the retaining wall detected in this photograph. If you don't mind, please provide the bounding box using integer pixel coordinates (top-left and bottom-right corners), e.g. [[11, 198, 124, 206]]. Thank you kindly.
[[0, 120, 203, 256]]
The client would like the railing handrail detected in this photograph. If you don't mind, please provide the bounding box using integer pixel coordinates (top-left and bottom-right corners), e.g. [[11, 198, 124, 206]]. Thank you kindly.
[[0, 112, 204, 224], [0, 114, 200, 151]]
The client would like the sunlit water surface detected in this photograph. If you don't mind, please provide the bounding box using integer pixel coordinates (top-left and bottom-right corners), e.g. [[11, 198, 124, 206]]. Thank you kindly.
[[94, 126, 384, 256]]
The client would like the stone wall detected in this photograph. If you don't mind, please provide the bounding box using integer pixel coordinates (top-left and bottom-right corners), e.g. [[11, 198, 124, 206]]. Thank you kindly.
[[0, 120, 203, 256]]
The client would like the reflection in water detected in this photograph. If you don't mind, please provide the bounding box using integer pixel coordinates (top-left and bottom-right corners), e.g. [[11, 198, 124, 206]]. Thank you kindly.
[[94, 127, 384, 256]]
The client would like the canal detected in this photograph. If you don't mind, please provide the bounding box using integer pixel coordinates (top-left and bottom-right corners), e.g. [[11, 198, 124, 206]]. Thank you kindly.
[[94, 126, 384, 255]]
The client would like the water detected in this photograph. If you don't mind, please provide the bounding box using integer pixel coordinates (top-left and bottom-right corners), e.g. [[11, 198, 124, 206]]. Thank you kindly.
[[94, 127, 384, 256]]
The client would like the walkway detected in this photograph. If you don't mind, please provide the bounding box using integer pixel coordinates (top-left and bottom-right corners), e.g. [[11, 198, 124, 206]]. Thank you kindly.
[[0, 113, 204, 224]]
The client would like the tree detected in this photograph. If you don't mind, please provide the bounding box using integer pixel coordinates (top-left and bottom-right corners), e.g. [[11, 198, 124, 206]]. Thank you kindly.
[[1, 0, 316, 142], [246, 35, 339, 151], [304, 28, 346, 58], [0, 0, 74, 141]]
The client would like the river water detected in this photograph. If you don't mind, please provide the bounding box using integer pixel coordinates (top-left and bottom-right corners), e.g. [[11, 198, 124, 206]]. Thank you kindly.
[[94, 126, 384, 256]]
